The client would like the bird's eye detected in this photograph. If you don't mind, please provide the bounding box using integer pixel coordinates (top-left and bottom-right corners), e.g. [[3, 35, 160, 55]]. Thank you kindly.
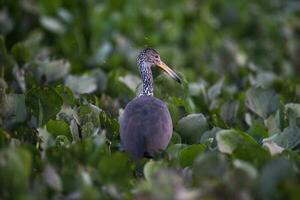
[[155, 56, 159, 58]]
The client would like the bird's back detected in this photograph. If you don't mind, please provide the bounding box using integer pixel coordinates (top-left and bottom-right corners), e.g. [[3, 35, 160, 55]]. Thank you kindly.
[[120, 96, 172, 159]]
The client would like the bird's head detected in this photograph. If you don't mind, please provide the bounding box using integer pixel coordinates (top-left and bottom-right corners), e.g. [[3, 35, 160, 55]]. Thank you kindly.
[[137, 48, 181, 84]]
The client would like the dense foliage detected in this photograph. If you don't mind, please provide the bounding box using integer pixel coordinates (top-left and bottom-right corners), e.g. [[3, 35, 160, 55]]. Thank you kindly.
[[1, 0, 300, 199]]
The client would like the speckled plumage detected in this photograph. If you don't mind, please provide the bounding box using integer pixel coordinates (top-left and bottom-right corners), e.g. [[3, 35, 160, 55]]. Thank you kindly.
[[137, 48, 161, 96], [120, 48, 180, 159]]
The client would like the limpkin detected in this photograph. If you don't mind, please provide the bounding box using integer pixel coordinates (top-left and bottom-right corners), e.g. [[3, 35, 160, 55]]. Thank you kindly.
[[120, 48, 181, 159]]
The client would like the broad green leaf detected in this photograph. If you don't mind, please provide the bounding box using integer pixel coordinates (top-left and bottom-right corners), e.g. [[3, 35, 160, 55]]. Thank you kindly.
[[216, 129, 245, 154], [264, 121, 300, 149], [246, 88, 279, 119], [75, 104, 101, 138], [169, 131, 181, 144], [179, 144, 206, 167], [166, 144, 185, 161], [200, 127, 222, 148], [55, 85, 75, 106], [245, 87, 279, 119], [176, 113, 209, 144], [26, 86, 63, 126], [46, 119, 72, 140], [216, 129, 270, 167], [247, 120, 268, 139], [118, 73, 141, 92], [99, 110, 119, 139], [193, 152, 228, 178]]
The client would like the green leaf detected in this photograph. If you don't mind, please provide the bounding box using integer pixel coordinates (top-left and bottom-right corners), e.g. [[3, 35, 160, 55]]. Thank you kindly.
[[26, 86, 63, 126], [176, 113, 209, 144], [106, 70, 134, 98], [98, 152, 132, 186], [154, 73, 187, 100], [216, 129, 270, 167], [11, 42, 31, 66], [75, 104, 101, 138], [55, 135, 71, 147], [179, 144, 206, 167], [193, 152, 228, 178], [99, 110, 119, 138], [220, 100, 239, 125], [257, 157, 295, 200], [118, 73, 141, 92], [246, 87, 279, 119], [55, 85, 75, 106], [46, 119, 72, 140], [0, 147, 32, 199], [169, 131, 181, 144], [91, 68, 108, 93], [216, 129, 246, 154], [247, 120, 268, 139], [3, 94, 27, 125], [200, 127, 222, 148], [265, 121, 300, 149], [208, 78, 224, 100], [13, 125, 39, 144], [285, 103, 300, 121], [40, 16, 66, 34]]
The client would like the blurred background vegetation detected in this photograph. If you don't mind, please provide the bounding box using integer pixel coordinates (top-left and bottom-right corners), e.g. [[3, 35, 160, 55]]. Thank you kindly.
[[1, 0, 300, 199]]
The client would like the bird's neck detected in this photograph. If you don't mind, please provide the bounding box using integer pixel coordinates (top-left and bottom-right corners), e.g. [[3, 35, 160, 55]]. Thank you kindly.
[[139, 62, 153, 96]]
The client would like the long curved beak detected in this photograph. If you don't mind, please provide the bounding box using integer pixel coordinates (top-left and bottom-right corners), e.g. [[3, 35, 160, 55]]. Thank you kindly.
[[156, 60, 181, 84]]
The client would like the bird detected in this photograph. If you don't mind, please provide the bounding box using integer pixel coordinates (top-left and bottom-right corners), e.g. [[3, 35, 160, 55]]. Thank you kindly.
[[120, 48, 181, 159]]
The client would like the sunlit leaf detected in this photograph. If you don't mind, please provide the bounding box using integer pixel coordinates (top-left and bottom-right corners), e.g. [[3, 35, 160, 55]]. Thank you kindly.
[[46, 119, 72, 140], [37, 59, 70, 82], [65, 75, 97, 94]]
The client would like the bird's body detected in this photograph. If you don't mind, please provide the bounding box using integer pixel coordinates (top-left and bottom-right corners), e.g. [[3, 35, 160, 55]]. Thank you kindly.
[[120, 96, 172, 159], [120, 48, 181, 159]]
